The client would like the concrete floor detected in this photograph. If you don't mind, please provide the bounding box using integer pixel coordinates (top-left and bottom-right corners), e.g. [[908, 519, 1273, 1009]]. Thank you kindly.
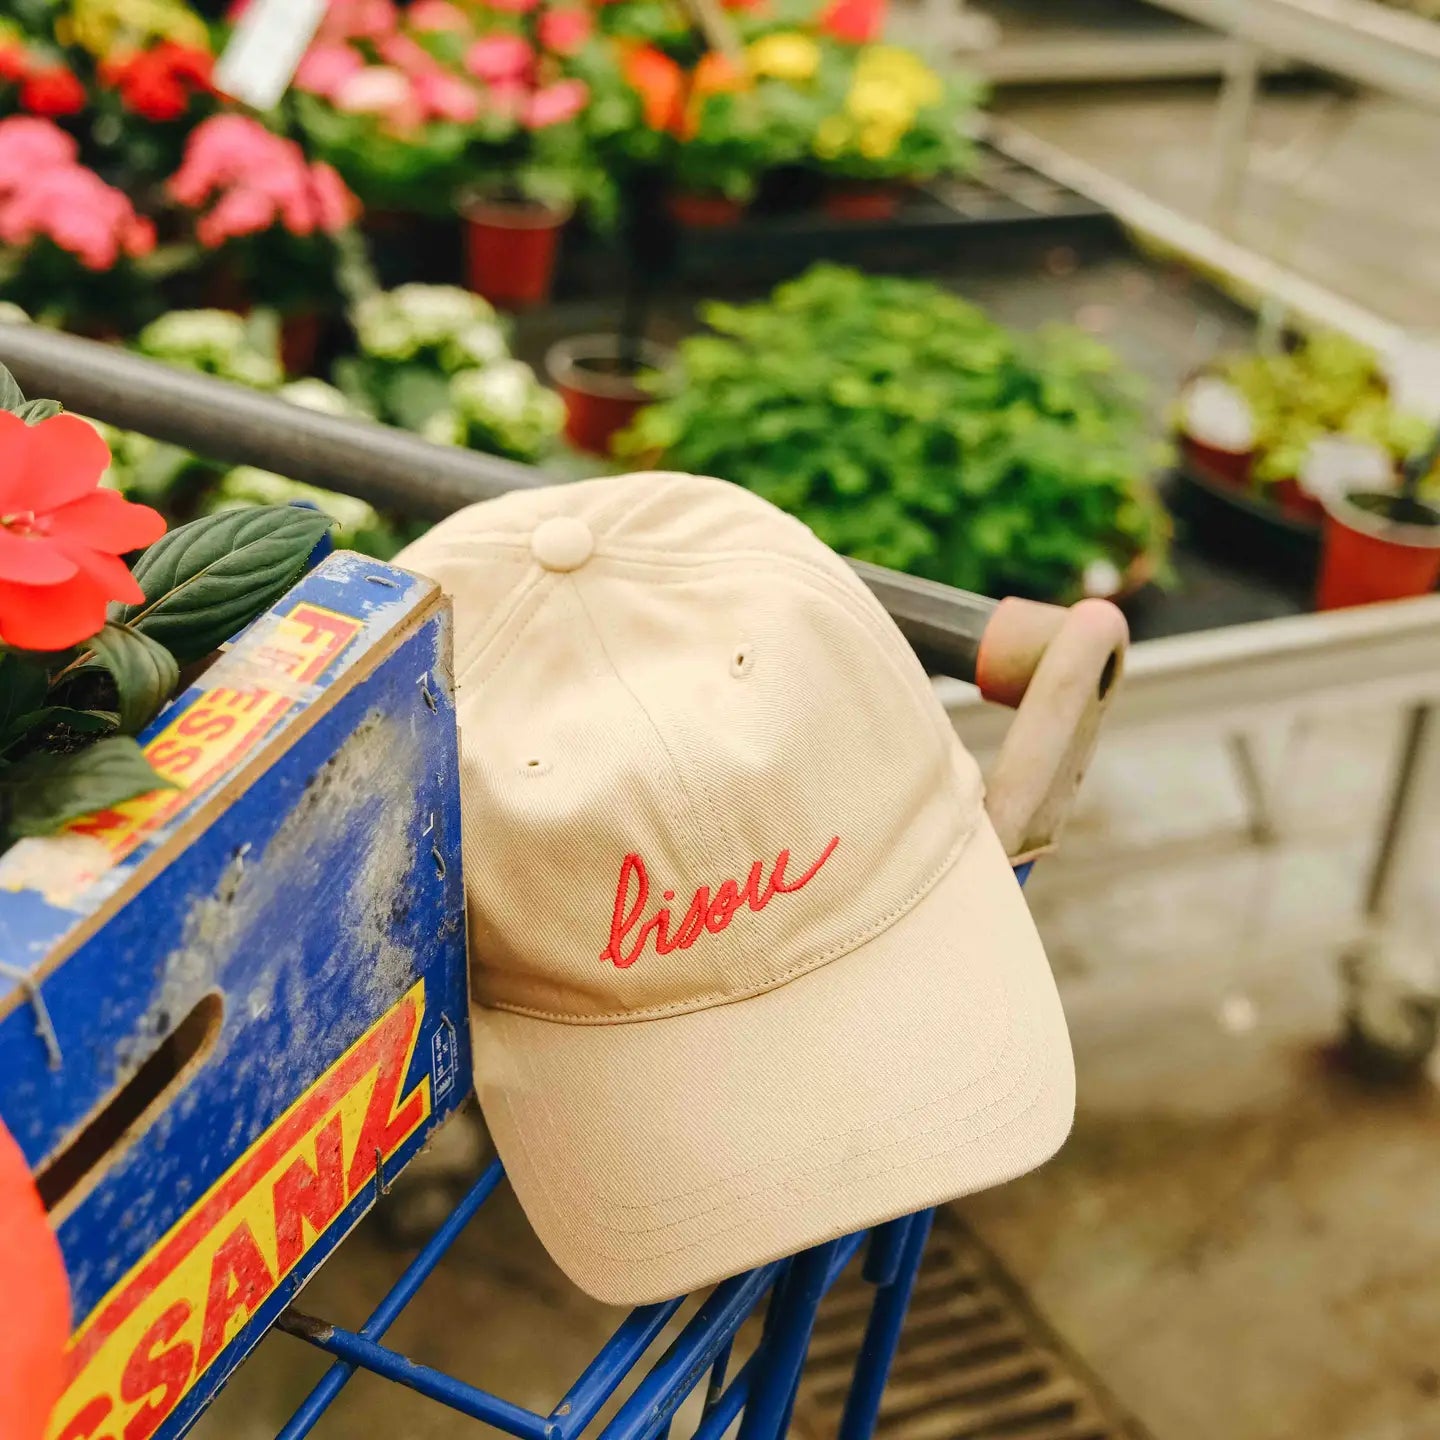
[[995, 79, 1440, 331]]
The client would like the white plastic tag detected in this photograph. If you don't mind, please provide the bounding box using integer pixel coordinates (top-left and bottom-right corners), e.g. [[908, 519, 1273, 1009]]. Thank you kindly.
[[215, 0, 327, 111]]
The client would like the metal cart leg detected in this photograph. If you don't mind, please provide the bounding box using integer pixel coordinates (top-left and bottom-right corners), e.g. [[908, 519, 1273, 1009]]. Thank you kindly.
[[738, 1240, 845, 1440], [837, 1208, 937, 1440], [1212, 38, 1262, 234], [1341, 703, 1440, 1077]]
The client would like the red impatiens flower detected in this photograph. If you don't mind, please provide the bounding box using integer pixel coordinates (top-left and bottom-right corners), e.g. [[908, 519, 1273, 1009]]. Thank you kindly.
[[0, 412, 166, 651], [19, 65, 86, 117]]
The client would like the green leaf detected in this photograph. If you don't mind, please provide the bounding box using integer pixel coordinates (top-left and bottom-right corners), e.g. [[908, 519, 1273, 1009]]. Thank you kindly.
[[86, 624, 180, 734], [0, 653, 48, 743], [111, 506, 332, 664], [0, 737, 173, 839], [15, 397, 61, 424], [0, 363, 23, 415]]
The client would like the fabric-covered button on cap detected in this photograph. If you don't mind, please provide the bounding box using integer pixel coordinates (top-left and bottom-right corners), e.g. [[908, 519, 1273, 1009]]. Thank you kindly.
[[531, 516, 594, 572]]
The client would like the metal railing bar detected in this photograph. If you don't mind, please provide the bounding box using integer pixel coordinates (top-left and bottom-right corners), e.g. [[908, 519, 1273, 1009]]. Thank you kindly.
[[597, 1262, 784, 1440], [275, 1316, 551, 1438], [692, 1351, 757, 1440], [0, 324, 998, 684], [274, 1156, 506, 1439], [0, 324, 544, 520], [547, 1296, 690, 1439]]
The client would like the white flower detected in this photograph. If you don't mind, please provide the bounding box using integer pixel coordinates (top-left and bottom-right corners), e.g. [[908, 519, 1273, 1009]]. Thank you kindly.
[[421, 409, 463, 446], [453, 360, 536, 423], [1182, 376, 1255, 453], [1082, 558, 1122, 597], [448, 322, 506, 368], [281, 378, 355, 416]]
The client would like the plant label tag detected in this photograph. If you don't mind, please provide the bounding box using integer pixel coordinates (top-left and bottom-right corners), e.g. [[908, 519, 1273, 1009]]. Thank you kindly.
[[214, 0, 327, 111]]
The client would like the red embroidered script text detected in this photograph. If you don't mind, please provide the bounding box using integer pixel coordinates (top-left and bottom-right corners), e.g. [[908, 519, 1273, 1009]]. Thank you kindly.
[[599, 837, 841, 969]]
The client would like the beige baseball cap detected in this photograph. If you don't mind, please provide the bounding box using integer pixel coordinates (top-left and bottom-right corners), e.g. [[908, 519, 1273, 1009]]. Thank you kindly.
[[396, 471, 1073, 1305]]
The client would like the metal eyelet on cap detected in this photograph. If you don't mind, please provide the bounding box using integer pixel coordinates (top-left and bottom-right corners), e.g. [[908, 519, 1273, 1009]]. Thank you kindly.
[[531, 516, 594, 572]]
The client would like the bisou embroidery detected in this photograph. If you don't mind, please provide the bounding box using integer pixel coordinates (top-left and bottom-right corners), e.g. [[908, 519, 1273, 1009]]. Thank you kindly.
[[599, 837, 842, 969]]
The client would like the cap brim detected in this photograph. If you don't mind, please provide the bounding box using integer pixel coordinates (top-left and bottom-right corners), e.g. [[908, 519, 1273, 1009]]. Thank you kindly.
[[475, 820, 1074, 1305]]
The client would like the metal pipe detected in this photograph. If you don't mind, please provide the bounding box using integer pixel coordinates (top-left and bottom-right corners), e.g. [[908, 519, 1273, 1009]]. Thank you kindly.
[[0, 324, 1000, 682], [275, 1157, 506, 1439], [0, 323, 545, 520]]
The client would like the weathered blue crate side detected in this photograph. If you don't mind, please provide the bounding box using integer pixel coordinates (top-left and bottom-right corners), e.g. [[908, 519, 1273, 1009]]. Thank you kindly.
[[0, 552, 439, 983], [0, 555, 472, 1440]]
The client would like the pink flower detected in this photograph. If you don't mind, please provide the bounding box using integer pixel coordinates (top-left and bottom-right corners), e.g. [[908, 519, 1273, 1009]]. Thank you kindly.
[[0, 118, 78, 197], [376, 31, 439, 75], [317, 0, 400, 41], [124, 215, 157, 257], [464, 34, 532, 82], [0, 165, 151, 271], [310, 163, 360, 231], [407, 0, 469, 30], [538, 7, 592, 55], [195, 186, 278, 247], [333, 64, 414, 114], [168, 114, 292, 206], [524, 77, 587, 128], [294, 43, 364, 99], [414, 69, 481, 123]]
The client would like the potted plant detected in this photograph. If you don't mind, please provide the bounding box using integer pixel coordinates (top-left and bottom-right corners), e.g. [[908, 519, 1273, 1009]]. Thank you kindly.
[[1317, 423, 1440, 609], [804, 39, 980, 220], [166, 114, 361, 374], [288, 0, 484, 225], [334, 282, 565, 462], [615, 263, 1169, 601], [0, 365, 332, 842], [546, 331, 671, 454], [664, 46, 815, 224], [455, 6, 613, 308], [0, 116, 165, 336], [1188, 332, 1432, 523]]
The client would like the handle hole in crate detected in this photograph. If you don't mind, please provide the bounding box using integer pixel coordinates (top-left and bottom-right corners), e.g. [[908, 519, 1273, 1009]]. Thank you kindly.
[[36, 991, 224, 1216]]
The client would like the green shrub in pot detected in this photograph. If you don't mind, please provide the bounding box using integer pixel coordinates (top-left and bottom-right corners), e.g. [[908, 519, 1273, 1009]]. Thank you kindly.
[[616, 265, 1169, 601]]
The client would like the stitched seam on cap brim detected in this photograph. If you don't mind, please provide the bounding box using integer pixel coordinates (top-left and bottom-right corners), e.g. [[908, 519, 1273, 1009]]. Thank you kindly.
[[493, 930, 1048, 1258]]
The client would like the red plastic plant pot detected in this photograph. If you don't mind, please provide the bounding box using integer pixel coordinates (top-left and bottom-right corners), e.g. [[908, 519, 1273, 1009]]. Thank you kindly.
[[462, 197, 571, 311], [280, 310, 323, 377], [1271, 477, 1326, 525], [546, 335, 671, 456], [666, 191, 746, 228], [1179, 432, 1255, 489], [821, 182, 904, 221], [1317, 490, 1440, 610], [0, 1120, 69, 1440]]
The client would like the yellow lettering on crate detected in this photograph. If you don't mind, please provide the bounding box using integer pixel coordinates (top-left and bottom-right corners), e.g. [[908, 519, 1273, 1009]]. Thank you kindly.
[[49, 981, 432, 1440], [64, 604, 363, 866]]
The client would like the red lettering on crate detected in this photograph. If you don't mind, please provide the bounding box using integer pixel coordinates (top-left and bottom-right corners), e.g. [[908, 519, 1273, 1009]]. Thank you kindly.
[[599, 837, 841, 969], [48, 982, 433, 1440]]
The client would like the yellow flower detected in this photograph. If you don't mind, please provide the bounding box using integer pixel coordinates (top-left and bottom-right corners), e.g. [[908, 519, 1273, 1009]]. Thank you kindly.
[[813, 114, 853, 160], [61, 0, 206, 56], [854, 44, 943, 106], [858, 121, 903, 160], [747, 32, 821, 83], [845, 77, 914, 130]]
